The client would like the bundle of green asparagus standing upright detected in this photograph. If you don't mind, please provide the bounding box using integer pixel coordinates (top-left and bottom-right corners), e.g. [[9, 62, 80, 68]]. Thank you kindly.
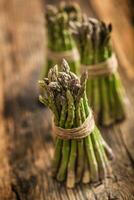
[[70, 18, 126, 126], [40, 3, 81, 80], [39, 59, 114, 188]]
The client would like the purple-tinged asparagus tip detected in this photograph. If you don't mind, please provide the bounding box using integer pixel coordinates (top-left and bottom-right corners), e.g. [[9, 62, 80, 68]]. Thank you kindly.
[[62, 58, 70, 73]]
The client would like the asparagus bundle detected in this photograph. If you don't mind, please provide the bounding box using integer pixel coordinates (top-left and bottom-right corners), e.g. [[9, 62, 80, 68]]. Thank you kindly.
[[39, 59, 114, 188], [40, 4, 81, 80], [70, 18, 126, 126]]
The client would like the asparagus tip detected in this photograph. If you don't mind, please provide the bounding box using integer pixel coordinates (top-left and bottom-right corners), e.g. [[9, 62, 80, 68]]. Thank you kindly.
[[38, 80, 45, 87], [62, 58, 70, 73]]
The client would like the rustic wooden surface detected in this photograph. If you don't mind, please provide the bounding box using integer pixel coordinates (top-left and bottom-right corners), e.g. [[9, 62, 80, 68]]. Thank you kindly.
[[0, 0, 134, 199]]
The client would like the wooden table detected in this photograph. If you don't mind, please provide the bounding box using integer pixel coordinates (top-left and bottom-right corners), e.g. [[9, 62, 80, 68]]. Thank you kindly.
[[0, 0, 134, 199]]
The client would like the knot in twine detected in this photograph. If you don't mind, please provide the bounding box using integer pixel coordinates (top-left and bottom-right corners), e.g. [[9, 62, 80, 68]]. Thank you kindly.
[[82, 53, 118, 78], [53, 112, 95, 140], [47, 48, 80, 62]]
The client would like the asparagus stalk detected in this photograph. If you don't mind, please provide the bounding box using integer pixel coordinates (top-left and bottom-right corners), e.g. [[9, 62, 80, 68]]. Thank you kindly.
[[66, 139, 77, 187], [52, 138, 63, 177], [82, 155, 90, 183], [39, 60, 114, 188], [52, 96, 67, 177], [57, 83, 76, 186], [75, 100, 84, 183]]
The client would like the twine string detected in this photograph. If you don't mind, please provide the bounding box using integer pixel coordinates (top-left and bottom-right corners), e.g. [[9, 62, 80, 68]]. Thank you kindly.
[[82, 53, 118, 77], [47, 48, 80, 62], [53, 112, 95, 140]]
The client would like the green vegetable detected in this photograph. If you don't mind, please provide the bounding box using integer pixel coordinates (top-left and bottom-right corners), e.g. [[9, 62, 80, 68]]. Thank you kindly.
[[39, 59, 113, 188], [71, 17, 126, 126], [40, 3, 81, 83]]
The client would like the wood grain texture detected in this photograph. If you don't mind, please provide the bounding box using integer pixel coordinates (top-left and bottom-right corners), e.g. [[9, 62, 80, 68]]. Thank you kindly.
[[0, 0, 134, 199]]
